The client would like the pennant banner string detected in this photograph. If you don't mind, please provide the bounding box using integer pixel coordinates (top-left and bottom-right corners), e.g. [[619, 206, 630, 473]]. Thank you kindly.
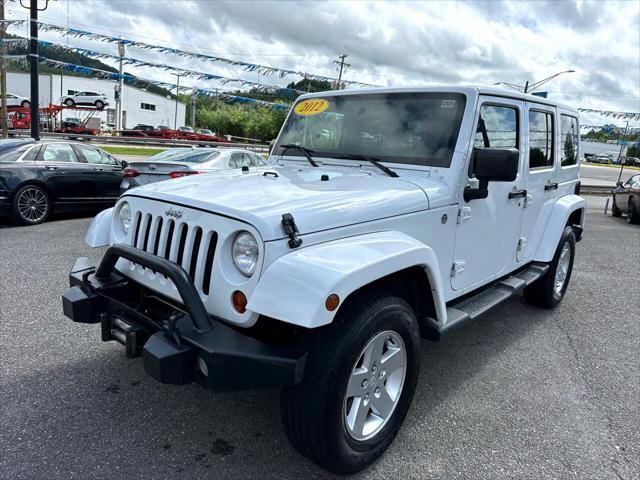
[[4, 54, 292, 110], [578, 108, 640, 121], [4, 19, 376, 87], [7, 36, 306, 95]]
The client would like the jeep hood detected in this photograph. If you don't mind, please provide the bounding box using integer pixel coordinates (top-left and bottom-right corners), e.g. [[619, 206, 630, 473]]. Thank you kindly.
[[127, 166, 442, 241]]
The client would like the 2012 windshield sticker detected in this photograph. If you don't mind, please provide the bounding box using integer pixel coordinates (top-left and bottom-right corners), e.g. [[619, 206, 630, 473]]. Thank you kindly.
[[294, 99, 330, 116], [441, 99, 456, 109]]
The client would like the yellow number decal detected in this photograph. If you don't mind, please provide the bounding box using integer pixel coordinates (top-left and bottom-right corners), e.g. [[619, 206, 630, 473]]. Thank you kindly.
[[294, 99, 330, 116]]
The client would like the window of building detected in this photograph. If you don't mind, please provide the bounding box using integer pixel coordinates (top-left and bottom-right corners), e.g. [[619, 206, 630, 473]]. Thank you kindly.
[[141, 102, 156, 111], [560, 115, 579, 167], [67, 90, 78, 95], [529, 110, 554, 169], [106, 108, 116, 125]]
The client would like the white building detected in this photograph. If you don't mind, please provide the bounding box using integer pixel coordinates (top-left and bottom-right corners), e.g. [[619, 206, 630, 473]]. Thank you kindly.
[[5, 72, 186, 129]]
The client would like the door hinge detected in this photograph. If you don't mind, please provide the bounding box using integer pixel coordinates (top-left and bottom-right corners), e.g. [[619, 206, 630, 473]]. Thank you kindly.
[[517, 237, 527, 251], [457, 206, 472, 224], [451, 261, 465, 278]]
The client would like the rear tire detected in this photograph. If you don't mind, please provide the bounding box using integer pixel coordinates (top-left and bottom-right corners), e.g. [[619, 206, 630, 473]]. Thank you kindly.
[[281, 291, 421, 474], [21, 100, 30, 108], [11, 184, 51, 225], [611, 197, 622, 217], [628, 198, 639, 224], [524, 226, 576, 308], [95, 100, 104, 110]]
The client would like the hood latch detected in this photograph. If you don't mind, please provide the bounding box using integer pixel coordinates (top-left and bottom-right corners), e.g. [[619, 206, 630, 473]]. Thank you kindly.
[[281, 213, 303, 249]]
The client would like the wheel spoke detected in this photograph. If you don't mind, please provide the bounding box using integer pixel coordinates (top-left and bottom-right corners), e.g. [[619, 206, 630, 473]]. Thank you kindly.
[[347, 397, 370, 438], [346, 368, 368, 398], [381, 346, 404, 375], [362, 334, 386, 371], [372, 387, 395, 418]]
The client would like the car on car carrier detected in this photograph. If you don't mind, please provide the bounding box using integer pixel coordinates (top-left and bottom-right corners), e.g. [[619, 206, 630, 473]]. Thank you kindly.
[[62, 86, 585, 474]]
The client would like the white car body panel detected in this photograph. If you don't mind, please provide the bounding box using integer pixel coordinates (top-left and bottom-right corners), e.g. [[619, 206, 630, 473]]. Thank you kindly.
[[248, 231, 446, 328], [534, 194, 586, 262], [85, 207, 113, 247]]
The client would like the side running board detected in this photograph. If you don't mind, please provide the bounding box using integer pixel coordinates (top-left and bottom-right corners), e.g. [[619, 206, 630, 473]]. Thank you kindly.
[[434, 263, 549, 337]]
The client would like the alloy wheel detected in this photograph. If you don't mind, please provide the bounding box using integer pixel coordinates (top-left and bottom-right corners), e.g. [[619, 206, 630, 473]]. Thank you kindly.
[[554, 242, 571, 295], [17, 187, 49, 223], [343, 330, 407, 441]]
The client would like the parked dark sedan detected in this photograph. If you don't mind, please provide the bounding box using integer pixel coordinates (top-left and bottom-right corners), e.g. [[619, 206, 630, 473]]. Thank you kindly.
[[612, 173, 640, 224], [0, 139, 124, 225]]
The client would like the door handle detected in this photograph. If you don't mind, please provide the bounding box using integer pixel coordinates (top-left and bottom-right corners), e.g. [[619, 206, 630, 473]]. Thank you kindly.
[[508, 189, 527, 199], [93, 167, 104, 171], [45, 165, 58, 170], [544, 182, 559, 191]]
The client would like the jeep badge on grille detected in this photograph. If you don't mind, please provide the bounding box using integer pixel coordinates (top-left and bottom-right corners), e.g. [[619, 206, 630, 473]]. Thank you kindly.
[[165, 207, 183, 219]]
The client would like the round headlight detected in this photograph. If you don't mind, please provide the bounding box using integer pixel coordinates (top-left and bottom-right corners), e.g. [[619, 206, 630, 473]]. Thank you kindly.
[[232, 231, 259, 276], [117, 201, 131, 233]]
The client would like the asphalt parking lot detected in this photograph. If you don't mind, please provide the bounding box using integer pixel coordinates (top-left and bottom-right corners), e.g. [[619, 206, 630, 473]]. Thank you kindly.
[[1, 200, 638, 480]]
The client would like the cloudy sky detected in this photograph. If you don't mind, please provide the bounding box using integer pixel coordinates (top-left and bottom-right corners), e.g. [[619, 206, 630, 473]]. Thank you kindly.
[[6, 0, 640, 127]]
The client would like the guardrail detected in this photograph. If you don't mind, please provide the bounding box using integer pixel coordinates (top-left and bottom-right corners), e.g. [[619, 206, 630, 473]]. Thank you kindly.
[[4, 130, 270, 153]]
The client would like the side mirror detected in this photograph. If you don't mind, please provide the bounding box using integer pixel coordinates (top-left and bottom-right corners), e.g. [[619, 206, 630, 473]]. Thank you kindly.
[[616, 181, 623, 187], [465, 148, 519, 202], [268, 140, 275, 154], [475, 148, 519, 182], [119, 159, 129, 169]]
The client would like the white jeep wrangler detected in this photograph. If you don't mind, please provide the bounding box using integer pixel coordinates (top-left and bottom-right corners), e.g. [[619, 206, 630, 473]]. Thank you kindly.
[[63, 86, 585, 474]]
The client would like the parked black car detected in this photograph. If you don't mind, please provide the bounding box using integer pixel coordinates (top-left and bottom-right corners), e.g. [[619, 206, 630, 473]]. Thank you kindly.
[[612, 173, 640, 224], [0, 139, 124, 225]]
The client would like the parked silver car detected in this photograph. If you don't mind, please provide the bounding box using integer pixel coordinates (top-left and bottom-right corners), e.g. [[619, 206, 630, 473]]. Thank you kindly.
[[120, 148, 267, 192], [60, 91, 109, 110]]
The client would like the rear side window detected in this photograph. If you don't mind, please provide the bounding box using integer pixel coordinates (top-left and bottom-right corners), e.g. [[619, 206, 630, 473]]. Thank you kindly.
[[42, 144, 79, 162], [560, 115, 579, 166], [22, 145, 42, 161], [474, 105, 518, 149], [529, 110, 554, 169]]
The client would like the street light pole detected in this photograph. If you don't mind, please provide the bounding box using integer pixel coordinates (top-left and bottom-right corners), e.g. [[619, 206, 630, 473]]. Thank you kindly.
[[116, 40, 124, 131], [171, 73, 182, 129], [495, 70, 575, 94], [28, 0, 40, 139], [1, 0, 8, 139]]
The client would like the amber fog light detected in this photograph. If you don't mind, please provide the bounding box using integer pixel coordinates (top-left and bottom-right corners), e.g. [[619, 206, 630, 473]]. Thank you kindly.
[[325, 294, 340, 311], [232, 290, 248, 313]]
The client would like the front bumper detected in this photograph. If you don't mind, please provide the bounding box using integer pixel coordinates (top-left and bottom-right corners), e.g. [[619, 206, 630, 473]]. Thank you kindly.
[[62, 244, 306, 392]]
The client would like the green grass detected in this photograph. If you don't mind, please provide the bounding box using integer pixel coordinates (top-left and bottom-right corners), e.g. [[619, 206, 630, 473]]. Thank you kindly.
[[101, 146, 166, 156], [584, 162, 640, 171]]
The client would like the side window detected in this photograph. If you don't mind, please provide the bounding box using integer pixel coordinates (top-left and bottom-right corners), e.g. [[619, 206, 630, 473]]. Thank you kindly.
[[474, 105, 518, 149], [560, 115, 579, 166], [229, 153, 244, 168], [252, 153, 266, 165], [23, 145, 42, 161], [470, 104, 518, 177], [76, 145, 117, 165], [42, 144, 79, 163], [529, 110, 554, 169], [231, 152, 250, 167]]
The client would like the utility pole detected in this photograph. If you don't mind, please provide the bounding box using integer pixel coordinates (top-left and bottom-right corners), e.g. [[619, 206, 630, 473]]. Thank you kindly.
[[333, 53, 350, 90], [29, 0, 40, 139], [616, 120, 630, 185], [1, 0, 8, 139], [116, 40, 124, 131], [171, 73, 182, 130], [190, 93, 196, 127]]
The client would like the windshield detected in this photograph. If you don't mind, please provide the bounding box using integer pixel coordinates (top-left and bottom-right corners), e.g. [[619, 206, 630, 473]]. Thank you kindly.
[[275, 92, 466, 167]]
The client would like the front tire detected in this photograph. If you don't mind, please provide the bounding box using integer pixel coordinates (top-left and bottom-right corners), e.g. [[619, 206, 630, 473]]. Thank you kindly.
[[628, 198, 639, 224], [281, 291, 421, 474], [21, 100, 30, 108], [65, 98, 75, 107], [524, 226, 576, 308], [12, 184, 51, 225], [95, 100, 104, 110]]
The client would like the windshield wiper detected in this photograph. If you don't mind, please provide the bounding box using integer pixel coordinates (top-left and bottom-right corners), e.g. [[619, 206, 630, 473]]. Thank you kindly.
[[279, 144, 319, 167], [336, 154, 399, 178]]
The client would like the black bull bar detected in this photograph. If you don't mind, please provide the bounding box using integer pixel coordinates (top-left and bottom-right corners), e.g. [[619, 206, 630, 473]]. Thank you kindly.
[[62, 244, 306, 392]]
